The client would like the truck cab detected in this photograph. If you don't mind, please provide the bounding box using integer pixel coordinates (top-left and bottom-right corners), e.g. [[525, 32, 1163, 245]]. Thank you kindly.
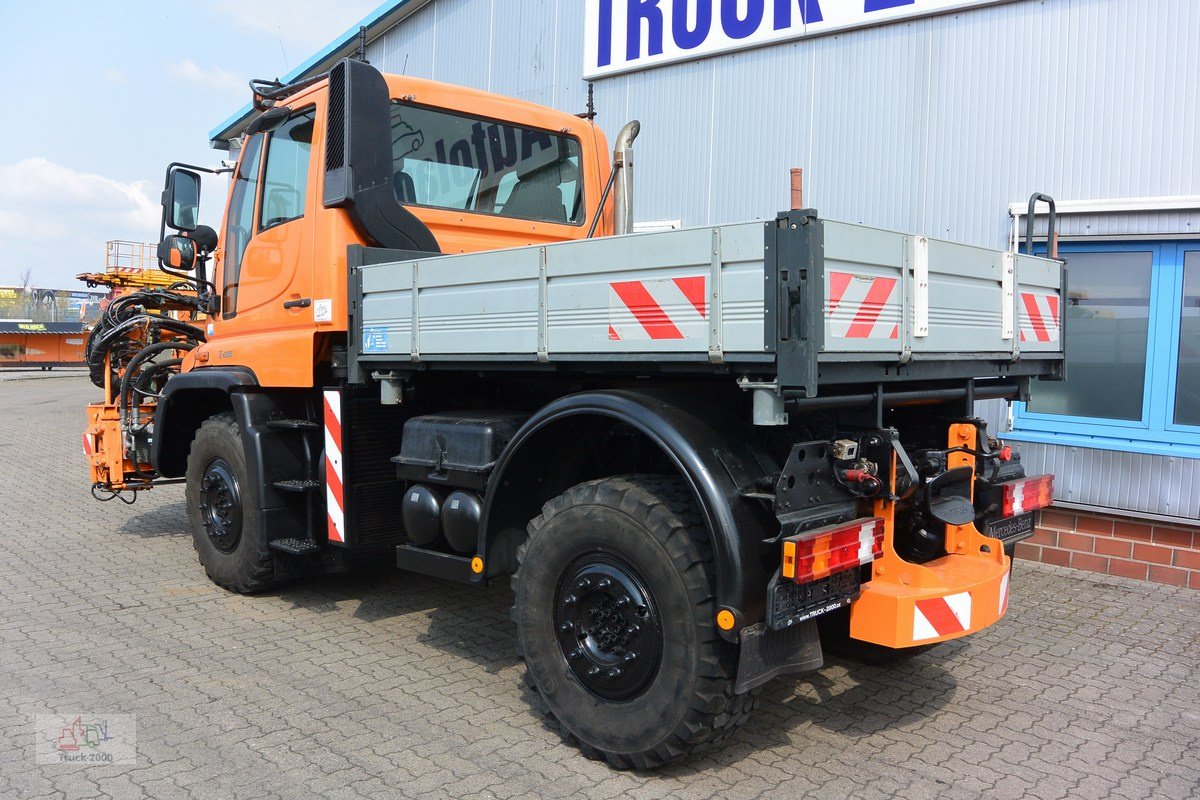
[[190, 64, 616, 387]]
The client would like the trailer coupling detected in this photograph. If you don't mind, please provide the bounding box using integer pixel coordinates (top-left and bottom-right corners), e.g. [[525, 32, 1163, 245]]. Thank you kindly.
[[767, 423, 1053, 650]]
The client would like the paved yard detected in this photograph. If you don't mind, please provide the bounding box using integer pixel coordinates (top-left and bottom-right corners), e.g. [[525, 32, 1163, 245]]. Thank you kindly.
[[1, 376, 1197, 800]]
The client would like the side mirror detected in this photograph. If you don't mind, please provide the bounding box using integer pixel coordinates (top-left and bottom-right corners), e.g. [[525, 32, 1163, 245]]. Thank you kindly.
[[157, 235, 197, 271], [163, 168, 201, 231]]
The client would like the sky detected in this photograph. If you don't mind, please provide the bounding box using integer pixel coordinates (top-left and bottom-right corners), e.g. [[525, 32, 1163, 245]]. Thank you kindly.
[[0, 0, 382, 289]]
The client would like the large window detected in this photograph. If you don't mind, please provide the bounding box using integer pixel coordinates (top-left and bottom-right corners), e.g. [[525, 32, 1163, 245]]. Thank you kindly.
[[221, 134, 263, 318], [389, 102, 584, 225], [1010, 242, 1200, 457]]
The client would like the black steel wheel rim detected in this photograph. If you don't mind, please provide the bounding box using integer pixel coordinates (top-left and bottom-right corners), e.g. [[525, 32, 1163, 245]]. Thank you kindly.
[[553, 551, 663, 701], [199, 458, 243, 553]]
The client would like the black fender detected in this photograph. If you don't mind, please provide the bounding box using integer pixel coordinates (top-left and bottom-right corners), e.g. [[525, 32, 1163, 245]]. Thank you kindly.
[[154, 367, 322, 546], [152, 367, 257, 477], [480, 390, 778, 640]]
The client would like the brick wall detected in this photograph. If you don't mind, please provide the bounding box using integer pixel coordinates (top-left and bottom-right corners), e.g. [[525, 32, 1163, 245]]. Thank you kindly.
[[1017, 508, 1200, 589]]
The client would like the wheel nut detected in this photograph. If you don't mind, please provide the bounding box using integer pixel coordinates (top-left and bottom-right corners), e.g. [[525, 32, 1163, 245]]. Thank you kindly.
[[569, 648, 583, 661], [597, 578, 612, 589], [562, 594, 578, 606], [623, 652, 638, 663], [607, 668, 622, 679], [576, 578, 591, 590], [615, 595, 630, 607], [587, 666, 601, 677], [559, 622, 573, 633]]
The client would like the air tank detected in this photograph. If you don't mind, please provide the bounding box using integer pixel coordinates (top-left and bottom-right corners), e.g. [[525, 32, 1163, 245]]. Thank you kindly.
[[441, 490, 482, 554]]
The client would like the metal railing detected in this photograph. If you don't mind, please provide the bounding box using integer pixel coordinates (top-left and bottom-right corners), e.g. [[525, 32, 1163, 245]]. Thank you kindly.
[[105, 240, 158, 273]]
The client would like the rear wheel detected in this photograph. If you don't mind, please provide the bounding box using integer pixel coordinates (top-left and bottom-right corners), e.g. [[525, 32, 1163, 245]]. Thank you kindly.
[[513, 475, 754, 770], [186, 413, 275, 593]]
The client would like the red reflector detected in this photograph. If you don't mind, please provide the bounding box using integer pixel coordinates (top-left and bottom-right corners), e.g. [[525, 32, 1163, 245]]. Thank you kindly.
[[1000, 474, 1054, 517], [999, 445, 1013, 462], [782, 517, 884, 584]]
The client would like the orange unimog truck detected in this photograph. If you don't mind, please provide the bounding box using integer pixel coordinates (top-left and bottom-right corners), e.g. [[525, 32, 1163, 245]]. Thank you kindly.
[[85, 59, 1064, 768]]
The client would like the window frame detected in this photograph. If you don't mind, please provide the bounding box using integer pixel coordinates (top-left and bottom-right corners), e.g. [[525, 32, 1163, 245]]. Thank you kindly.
[[257, 106, 316, 233], [389, 100, 587, 227], [220, 132, 265, 320], [1007, 240, 1200, 458]]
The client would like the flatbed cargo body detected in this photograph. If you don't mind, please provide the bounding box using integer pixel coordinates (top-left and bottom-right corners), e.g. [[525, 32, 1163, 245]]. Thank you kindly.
[[349, 210, 1064, 395]]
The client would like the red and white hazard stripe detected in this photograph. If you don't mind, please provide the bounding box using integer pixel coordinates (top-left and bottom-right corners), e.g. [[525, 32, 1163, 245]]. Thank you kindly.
[[324, 390, 345, 544], [82, 432, 94, 458], [608, 276, 707, 341], [827, 271, 900, 341], [999, 568, 1010, 616], [913, 591, 972, 641], [1018, 291, 1061, 344]]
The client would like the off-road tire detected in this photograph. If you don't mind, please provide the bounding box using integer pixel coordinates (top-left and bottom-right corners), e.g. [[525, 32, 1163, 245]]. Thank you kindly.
[[816, 606, 937, 664], [185, 413, 275, 593], [512, 474, 756, 770]]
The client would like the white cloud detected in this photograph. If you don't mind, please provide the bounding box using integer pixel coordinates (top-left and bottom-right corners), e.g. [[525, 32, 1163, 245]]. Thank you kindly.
[[169, 58, 245, 94], [209, 0, 382, 53], [0, 158, 160, 287], [102, 67, 126, 84]]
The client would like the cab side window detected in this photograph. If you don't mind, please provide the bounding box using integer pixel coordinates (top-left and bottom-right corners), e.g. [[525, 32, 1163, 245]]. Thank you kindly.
[[259, 110, 315, 230], [221, 134, 263, 318]]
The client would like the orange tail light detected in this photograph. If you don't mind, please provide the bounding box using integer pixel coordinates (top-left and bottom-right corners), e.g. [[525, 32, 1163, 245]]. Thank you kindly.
[[999, 475, 1054, 517], [781, 517, 884, 584]]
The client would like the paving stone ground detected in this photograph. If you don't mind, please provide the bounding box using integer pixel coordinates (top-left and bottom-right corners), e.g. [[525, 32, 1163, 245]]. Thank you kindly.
[[1, 376, 1197, 800]]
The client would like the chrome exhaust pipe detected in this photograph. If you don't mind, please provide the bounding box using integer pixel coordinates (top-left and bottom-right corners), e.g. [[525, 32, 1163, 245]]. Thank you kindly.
[[612, 120, 640, 236]]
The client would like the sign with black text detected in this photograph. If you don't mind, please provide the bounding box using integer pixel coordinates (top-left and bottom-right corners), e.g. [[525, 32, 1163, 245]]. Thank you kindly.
[[585, 0, 1014, 78]]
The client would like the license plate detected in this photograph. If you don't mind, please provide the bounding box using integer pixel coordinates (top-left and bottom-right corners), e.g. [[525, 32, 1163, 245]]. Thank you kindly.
[[767, 568, 861, 630], [987, 511, 1034, 541]]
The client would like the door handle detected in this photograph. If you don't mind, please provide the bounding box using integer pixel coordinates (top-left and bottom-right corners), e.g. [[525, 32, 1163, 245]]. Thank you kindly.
[[283, 298, 312, 309]]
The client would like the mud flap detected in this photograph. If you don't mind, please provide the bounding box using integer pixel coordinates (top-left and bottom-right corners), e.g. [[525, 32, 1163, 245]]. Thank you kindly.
[[733, 620, 823, 694]]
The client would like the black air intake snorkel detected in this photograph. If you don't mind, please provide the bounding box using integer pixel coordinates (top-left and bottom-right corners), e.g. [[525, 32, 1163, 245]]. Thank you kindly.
[[323, 58, 440, 253]]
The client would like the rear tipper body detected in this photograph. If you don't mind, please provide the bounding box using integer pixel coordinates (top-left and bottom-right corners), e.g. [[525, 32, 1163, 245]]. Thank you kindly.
[[84, 58, 1063, 768]]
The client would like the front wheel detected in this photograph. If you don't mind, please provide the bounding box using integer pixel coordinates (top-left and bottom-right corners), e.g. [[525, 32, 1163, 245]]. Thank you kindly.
[[512, 475, 755, 770], [185, 413, 275, 593]]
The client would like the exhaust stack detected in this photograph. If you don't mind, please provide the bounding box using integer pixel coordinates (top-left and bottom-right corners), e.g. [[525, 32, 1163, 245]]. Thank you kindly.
[[612, 120, 640, 236]]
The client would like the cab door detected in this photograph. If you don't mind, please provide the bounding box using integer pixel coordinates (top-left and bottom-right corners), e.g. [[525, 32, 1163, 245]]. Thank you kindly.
[[211, 107, 319, 386]]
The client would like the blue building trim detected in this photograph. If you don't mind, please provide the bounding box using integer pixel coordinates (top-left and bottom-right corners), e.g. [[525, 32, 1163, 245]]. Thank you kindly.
[[1009, 240, 1200, 459], [208, 0, 416, 147]]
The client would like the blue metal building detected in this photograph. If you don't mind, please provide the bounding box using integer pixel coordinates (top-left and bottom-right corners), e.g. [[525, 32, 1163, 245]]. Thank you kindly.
[[211, 0, 1200, 529]]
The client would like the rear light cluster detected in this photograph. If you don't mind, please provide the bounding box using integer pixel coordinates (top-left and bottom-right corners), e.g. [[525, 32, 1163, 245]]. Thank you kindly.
[[782, 517, 884, 585], [1000, 474, 1054, 517]]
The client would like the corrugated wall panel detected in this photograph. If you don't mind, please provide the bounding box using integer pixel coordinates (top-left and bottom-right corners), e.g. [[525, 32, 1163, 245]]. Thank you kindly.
[[623, 59, 716, 228], [369, 1, 438, 78], [1017, 441, 1200, 521], [709, 42, 809, 225], [488, 0, 557, 105], [923, 0, 1073, 247], [805, 22, 930, 234], [428, 0, 492, 90]]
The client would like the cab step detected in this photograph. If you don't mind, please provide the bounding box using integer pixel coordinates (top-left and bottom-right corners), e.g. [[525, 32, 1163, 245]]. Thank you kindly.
[[272, 479, 320, 493], [269, 538, 321, 555]]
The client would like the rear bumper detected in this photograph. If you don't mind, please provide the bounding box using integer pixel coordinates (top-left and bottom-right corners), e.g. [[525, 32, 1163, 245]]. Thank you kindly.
[[849, 551, 1011, 648]]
